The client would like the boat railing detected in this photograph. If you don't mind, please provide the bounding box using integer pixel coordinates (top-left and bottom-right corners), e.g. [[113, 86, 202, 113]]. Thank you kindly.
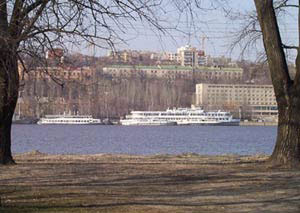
[[44, 115, 93, 118]]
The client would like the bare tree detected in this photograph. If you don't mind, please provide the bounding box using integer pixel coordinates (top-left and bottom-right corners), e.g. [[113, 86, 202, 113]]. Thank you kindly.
[[0, 0, 227, 164], [251, 0, 300, 167], [230, 0, 300, 167], [0, 0, 178, 165]]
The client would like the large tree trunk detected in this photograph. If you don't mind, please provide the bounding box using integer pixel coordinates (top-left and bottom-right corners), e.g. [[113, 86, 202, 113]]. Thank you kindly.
[[254, 0, 300, 167], [270, 101, 300, 167], [0, 49, 19, 165]]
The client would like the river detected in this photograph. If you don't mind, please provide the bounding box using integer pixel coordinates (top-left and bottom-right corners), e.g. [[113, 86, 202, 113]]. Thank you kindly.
[[12, 125, 277, 155]]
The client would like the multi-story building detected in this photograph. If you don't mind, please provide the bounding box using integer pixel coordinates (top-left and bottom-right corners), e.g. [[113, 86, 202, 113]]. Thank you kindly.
[[195, 83, 278, 120], [103, 65, 193, 79], [22, 66, 93, 81], [177, 45, 207, 67], [206, 55, 232, 67], [194, 66, 243, 81], [177, 45, 197, 67], [166, 52, 179, 61], [197, 50, 207, 66], [107, 50, 132, 63], [46, 48, 64, 60], [108, 49, 160, 64], [103, 65, 243, 81]]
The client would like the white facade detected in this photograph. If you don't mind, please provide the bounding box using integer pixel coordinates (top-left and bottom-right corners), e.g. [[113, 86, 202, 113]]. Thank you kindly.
[[177, 45, 198, 67], [195, 83, 278, 120], [103, 65, 243, 81]]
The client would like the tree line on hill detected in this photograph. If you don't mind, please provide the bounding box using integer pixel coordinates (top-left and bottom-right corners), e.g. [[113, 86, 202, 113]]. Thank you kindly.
[[16, 54, 274, 119]]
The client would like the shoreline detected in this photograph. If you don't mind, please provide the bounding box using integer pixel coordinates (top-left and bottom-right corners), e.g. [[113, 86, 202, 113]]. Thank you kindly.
[[240, 121, 278, 126], [11, 151, 269, 166], [13, 122, 278, 126], [11, 150, 270, 160]]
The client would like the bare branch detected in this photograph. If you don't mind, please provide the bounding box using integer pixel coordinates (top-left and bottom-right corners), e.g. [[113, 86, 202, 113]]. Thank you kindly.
[[282, 44, 299, 50], [20, 0, 50, 40], [274, 0, 299, 9], [0, 0, 8, 33]]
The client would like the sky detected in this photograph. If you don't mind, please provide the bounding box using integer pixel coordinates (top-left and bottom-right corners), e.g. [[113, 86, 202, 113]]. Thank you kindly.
[[76, 0, 298, 62]]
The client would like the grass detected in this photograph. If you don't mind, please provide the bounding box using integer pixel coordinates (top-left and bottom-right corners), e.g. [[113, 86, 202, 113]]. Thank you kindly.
[[1, 152, 300, 212]]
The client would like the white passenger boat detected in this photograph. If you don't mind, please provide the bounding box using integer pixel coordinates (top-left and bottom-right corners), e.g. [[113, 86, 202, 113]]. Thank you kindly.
[[37, 114, 102, 125], [120, 106, 240, 126], [120, 118, 177, 126]]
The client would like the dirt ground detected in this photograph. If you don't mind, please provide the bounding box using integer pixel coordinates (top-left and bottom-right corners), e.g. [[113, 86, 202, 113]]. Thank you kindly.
[[0, 151, 300, 213]]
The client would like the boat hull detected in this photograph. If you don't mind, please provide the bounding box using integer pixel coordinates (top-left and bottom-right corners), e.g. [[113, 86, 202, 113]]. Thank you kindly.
[[181, 121, 240, 126], [37, 115, 102, 125], [120, 120, 177, 126], [37, 122, 103, 125]]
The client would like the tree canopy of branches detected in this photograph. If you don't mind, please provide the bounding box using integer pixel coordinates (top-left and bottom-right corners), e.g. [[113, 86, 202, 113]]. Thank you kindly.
[[0, 0, 169, 164], [253, 0, 300, 167], [0, 0, 225, 164]]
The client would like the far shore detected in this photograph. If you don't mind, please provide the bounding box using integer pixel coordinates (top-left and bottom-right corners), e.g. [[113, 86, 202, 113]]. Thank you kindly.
[[12, 120, 279, 127], [1, 151, 299, 213], [240, 121, 278, 126]]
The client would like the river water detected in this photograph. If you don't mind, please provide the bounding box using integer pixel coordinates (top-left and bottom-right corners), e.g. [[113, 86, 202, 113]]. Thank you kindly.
[[12, 125, 277, 156]]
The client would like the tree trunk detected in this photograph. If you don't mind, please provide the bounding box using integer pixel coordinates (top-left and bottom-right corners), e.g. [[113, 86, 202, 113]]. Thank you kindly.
[[0, 49, 19, 165], [254, 0, 300, 167], [269, 98, 300, 167]]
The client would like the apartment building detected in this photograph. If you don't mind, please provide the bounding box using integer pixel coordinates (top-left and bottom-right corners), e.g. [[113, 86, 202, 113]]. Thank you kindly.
[[166, 52, 179, 61], [195, 83, 278, 120], [103, 65, 243, 81], [107, 49, 160, 63], [103, 65, 193, 79], [194, 66, 243, 81], [177, 45, 207, 67], [22, 66, 93, 81]]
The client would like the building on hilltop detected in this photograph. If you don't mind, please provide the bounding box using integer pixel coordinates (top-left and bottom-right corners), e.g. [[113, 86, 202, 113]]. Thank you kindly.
[[176, 45, 207, 67], [195, 83, 278, 121], [106, 47, 241, 69], [103, 65, 193, 79], [193, 66, 243, 82], [166, 52, 179, 61], [107, 50, 132, 63], [23, 66, 94, 81], [46, 48, 65, 64], [107, 49, 159, 64], [206, 55, 233, 67], [46, 48, 64, 60], [102, 65, 243, 82]]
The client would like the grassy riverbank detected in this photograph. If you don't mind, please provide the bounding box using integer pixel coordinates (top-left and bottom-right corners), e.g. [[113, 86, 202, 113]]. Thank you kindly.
[[1, 151, 300, 213]]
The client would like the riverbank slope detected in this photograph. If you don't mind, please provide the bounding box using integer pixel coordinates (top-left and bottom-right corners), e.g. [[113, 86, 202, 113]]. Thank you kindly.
[[1, 152, 300, 213]]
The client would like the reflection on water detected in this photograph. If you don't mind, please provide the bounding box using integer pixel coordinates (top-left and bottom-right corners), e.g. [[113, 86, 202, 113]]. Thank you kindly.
[[12, 125, 277, 155]]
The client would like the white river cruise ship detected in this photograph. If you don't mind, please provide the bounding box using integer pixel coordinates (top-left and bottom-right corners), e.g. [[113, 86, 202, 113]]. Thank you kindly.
[[120, 106, 240, 126], [37, 114, 102, 125]]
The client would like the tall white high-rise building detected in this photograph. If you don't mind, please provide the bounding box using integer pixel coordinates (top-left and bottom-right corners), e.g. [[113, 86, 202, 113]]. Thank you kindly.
[[177, 45, 207, 67]]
